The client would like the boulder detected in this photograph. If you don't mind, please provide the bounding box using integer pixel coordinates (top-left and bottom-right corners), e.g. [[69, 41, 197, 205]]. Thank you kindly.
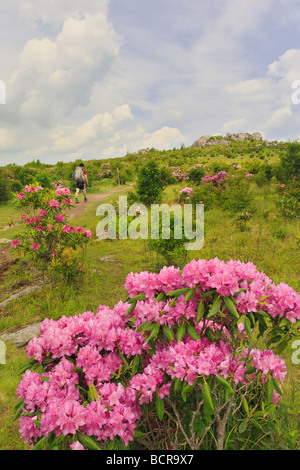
[[191, 132, 263, 148]]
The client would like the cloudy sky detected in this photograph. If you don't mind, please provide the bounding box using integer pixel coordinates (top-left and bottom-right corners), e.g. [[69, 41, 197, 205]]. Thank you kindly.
[[1, 0, 300, 165]]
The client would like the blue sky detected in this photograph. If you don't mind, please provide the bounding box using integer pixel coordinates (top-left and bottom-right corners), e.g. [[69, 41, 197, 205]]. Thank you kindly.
[[1, 0, 300, 165]]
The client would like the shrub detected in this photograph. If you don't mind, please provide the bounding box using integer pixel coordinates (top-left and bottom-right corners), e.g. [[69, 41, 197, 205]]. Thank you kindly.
[[15, 258, 300, 450], [0, 170, 11, 203], [279, 142, 300, 184], [234, 211, 252, 232], [49, 247, 86, 288], [147, 211, 189, 267], [276, 195, 300, 220], [10, 185, 92, 275], [136, 160, 165, 206]]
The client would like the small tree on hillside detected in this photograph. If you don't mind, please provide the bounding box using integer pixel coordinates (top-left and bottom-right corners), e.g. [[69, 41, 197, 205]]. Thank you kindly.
[[136, 159, 165, 206]]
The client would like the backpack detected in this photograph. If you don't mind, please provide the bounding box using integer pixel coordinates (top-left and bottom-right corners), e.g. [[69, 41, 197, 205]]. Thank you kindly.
[[74, 166, 85, 183]]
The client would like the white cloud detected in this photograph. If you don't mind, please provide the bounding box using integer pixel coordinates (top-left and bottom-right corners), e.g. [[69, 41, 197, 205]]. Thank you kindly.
[[50, 105, 134, 152], [6, 11, 122, 125]]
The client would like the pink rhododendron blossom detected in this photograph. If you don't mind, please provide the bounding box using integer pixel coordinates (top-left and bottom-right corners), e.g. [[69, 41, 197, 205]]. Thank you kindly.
[[47, 199, 60, 208], [32, 243, 40, 251], [38, 209, 47, 216], [84, 230, 92, 239], [56, 214, 65, 223], [56, 187, 71, 197], [16, 257, 299, 449], [70, 441, 85, 450]]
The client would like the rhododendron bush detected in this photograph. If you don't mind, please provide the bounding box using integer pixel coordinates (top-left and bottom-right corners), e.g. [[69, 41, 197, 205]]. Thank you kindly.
[[10, 185, 91, 280], [15, 258, 300, 450]]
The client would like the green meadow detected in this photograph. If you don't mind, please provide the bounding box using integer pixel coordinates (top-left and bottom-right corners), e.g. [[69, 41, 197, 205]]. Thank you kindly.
[[0, 138, 299, 449]]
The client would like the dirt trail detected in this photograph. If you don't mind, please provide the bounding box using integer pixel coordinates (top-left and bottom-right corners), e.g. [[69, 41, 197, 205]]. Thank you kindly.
[[67, 185, 131, 220], [0, 185, 132, 233]]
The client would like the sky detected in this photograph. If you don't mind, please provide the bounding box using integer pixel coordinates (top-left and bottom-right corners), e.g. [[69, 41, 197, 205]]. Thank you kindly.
[[1, 0, 300, 166]]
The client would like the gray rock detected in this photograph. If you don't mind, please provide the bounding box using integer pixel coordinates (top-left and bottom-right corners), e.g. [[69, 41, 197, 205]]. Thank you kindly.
[[0, 238, 11, 244], [191, 131, 263, 148], [0, 322, 41, 347], [0, 285, 44, 309]]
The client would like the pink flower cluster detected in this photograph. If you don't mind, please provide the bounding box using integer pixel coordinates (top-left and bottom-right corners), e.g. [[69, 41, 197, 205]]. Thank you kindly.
[[19, 304, 148, 446], [55, 187, 71, 197], [202, 171, 230, 187], [125, 258, 300, 323], [17, 186, 43, 199], [17, 258, 298, 449], [62, 224, 92, 239], [180, 187, 193, 195], [171, 167, 187, 181]]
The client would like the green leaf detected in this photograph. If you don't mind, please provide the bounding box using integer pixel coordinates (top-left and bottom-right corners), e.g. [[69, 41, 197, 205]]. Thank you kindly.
[[163, 325, 174, 341], [238, 420, 248, 434], [216, 375, 234, 394], [174, 377, 182, 393], [19, 360, 37, 375], [126, 301, 137, 316], [177, 323, 186, 342], [142, 322, 156, 332], [248, 312, 255, 328], [88, 383, 98, 402], [203, 382, 215, 413], [186, 324, 200, 341], [266, 378, 274, 405], [196, 301, 205, 323], [155, 397, 165, 421], [192, 415, 206, 434], [155, 292, 165, 302], [274, 340, 288, 354], [128, 293, 145, 303], [12, 400, 24, 422], [244, 316, 252, 339], [201, 289, 216, 298], [207, 297, 222, 319], [134, 430, 145, 438], [272, 377, 283, 396], [184, 288, 195, 302], [147, 323, 160, 341], [119, 352, 128, 368], [77, 433, 102, 450], [131, 355, 140, 376], [223, 297, 240, 319], [181, 384, 194, 402], [256, 309, 270, 319], [136, 320, 148, 332], [166, 288, 190, 298], [32, 435, 50, 450], [242, 396, 249, 414]]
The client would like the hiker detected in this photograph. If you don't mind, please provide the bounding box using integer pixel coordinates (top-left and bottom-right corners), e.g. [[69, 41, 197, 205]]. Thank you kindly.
[[73, 163, 88, 203]]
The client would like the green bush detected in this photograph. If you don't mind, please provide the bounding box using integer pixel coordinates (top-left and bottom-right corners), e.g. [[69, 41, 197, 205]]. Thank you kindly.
[[0, 171, 11, 203], [136, 159, 166, 206]]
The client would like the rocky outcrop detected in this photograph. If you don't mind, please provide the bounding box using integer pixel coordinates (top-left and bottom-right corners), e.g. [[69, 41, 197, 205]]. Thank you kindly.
[[191, 132, 263, 148]]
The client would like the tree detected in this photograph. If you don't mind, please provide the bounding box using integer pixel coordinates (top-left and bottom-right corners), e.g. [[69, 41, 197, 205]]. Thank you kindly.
[[136, 159, 165, 206], [0, 170, 10, 203], [280, 142, 300, 183]]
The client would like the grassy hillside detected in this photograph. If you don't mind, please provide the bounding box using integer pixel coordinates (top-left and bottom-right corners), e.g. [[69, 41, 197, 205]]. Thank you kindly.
[[0, 136, 299, 450]]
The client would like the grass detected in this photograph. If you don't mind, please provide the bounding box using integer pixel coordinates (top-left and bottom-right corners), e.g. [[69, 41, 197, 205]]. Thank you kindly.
[[0, 175, 299, 450]]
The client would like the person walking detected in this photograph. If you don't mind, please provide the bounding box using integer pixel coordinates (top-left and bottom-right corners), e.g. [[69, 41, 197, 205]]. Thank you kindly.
[[73, 163, 88, 203]]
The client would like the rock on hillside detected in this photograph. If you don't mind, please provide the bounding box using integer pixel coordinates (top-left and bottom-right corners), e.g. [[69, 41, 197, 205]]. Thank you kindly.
[[191, 132, 263, 148]]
